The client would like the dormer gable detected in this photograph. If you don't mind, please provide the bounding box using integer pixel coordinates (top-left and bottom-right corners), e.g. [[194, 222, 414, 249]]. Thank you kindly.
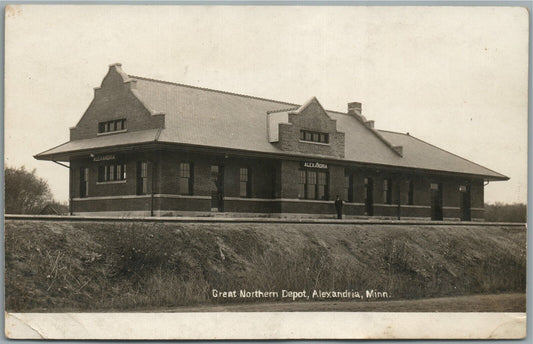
[[269, 97, 345, 158], [70, 63, 165, 141], [288, 97, 337, 131]]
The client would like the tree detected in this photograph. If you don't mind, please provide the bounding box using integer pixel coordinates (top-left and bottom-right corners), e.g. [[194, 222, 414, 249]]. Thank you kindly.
[[5, 166, 53, 214], [484, 202, 527, 223]]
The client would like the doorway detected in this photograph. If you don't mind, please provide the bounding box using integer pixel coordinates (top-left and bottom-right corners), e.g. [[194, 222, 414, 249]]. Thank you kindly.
[[211, 165, 224, 212], [364, 177, 373, 216], [460, 184, 471, 221], [79, 167, 88, 198], [348, 174, 354, 202], [430, 183, 443, 220]]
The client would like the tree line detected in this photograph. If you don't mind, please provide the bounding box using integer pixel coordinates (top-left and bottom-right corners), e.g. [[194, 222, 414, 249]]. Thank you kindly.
[[484, 202, 527, 223], [4, 165, 67, 214]]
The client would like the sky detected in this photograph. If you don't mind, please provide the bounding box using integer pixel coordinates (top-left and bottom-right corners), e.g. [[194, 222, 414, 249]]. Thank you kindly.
[[4, 5, 529, 204]]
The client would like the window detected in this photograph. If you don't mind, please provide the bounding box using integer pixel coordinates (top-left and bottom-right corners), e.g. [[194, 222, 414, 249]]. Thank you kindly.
[[210, 165, 226, 195], [137, 162, 148, 195], [109, 165, 115, 181], [346, 173, 354, 202], [97, 162, 127, 182], [306, 171, 317, 199], [317, 171, 327, 200], [239, 168, 251, 197], [179, 162, 193, 195], [117, 164, 125, 180], [211, 165, 219, 177], [345, 175, 350, 202], [300, 130, 329, 143], [79, 167, 89, 198], [383, 179, 392, 204], [298, 169, 329, 200], [297, 170, 306, 199], [364, 178, 369, 202], [98, 119, 126, 134], [408, 180, 414, 205], [364, 177, 374, 216]]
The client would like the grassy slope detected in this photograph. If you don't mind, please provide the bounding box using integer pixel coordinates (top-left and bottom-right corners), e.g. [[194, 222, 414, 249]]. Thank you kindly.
[[4, 220, 526, 312], [167, 293, 526, 312]]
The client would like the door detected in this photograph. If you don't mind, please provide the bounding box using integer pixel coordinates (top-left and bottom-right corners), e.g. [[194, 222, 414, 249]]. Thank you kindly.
[[364, 177, 373, 216], [460, 184, 471, 221], [430, 183, 443, 220], [211, 165, 224, 212], [348, 174, 354, 202], [136, 162, 148, 195], [79, 167, 88, 198], [271, 166, 277, 199]]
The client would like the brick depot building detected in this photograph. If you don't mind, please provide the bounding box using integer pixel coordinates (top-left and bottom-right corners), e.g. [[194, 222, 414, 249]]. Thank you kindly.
[[35, 64, 508, 220]]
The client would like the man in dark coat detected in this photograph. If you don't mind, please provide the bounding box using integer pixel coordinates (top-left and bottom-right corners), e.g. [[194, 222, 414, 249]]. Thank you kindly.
[[334, 195, 343, 219]]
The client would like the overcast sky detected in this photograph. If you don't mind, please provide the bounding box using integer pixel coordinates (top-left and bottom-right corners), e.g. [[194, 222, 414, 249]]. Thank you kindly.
[[4, 5, 528, 204]]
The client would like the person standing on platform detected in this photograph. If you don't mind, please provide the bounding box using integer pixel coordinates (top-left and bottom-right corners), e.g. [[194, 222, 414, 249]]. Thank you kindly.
[[334, 195, 343, 219]]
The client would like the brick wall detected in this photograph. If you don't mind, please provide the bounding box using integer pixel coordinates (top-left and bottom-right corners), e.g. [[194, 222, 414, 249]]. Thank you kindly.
[[158, 197, 211, 212], [342, 168, 485, 219], [471, 180, 484, 208], [69, 147, 485, 220], [280, 160, 300, 198], [72, 197, 152, 213], [328, 165, 345, 200], [70, 65, 164, 141], [281, 200, 336, 214], [71, 152, 156, 199], [222, 158, 276, 199], [277, 99, 345, 158], [157, 152, 279, 199], [223, 199, 275, 213]]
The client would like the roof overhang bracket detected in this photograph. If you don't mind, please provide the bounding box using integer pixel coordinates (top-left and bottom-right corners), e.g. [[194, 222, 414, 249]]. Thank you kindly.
[[53, 161, 70, 169]]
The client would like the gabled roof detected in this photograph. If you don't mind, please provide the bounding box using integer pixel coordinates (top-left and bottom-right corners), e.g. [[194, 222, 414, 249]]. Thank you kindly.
[[130, 75, 410, 159], [290, 97, 327, 115], [130, 75, 298, 153], [377, 130, 508, 179], [35, 68, 508, 181]]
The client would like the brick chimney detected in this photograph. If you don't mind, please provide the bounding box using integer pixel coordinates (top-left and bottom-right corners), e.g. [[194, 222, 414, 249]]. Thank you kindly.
[[347, 102, 362, 116]]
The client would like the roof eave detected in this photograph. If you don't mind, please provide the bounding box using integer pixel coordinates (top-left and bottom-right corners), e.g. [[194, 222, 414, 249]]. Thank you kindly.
[[34, 140, 510, 181], [33, 141, 161, 162], [485, 175, 510, 182]]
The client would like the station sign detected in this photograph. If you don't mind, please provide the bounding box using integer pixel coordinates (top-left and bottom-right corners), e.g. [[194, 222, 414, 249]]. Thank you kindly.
[[92, 154, 116, 162], [302, 161, 328, 169]]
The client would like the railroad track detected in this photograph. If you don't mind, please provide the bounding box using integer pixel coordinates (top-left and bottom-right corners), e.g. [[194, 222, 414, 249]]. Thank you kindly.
[[4, 214, 526, 226]]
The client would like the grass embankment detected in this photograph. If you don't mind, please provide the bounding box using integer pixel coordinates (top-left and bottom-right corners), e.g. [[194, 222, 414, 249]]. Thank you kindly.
[[5, 220, 526, 312], [168, 293, 526, 312]]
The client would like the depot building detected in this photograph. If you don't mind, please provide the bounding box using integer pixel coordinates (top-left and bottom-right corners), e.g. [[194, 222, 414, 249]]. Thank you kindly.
[[35, 64, 508, 220]]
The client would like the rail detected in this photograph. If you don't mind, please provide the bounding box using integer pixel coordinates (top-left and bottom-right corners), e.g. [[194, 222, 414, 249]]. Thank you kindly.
[[3, 214, 526, 226]]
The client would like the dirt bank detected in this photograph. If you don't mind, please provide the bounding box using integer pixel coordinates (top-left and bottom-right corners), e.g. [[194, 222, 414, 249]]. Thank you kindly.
[[4, 219, 526, 312]]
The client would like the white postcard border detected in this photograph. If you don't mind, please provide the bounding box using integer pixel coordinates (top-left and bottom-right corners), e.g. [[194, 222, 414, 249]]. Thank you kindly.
[[5, 312, 527, 340]]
